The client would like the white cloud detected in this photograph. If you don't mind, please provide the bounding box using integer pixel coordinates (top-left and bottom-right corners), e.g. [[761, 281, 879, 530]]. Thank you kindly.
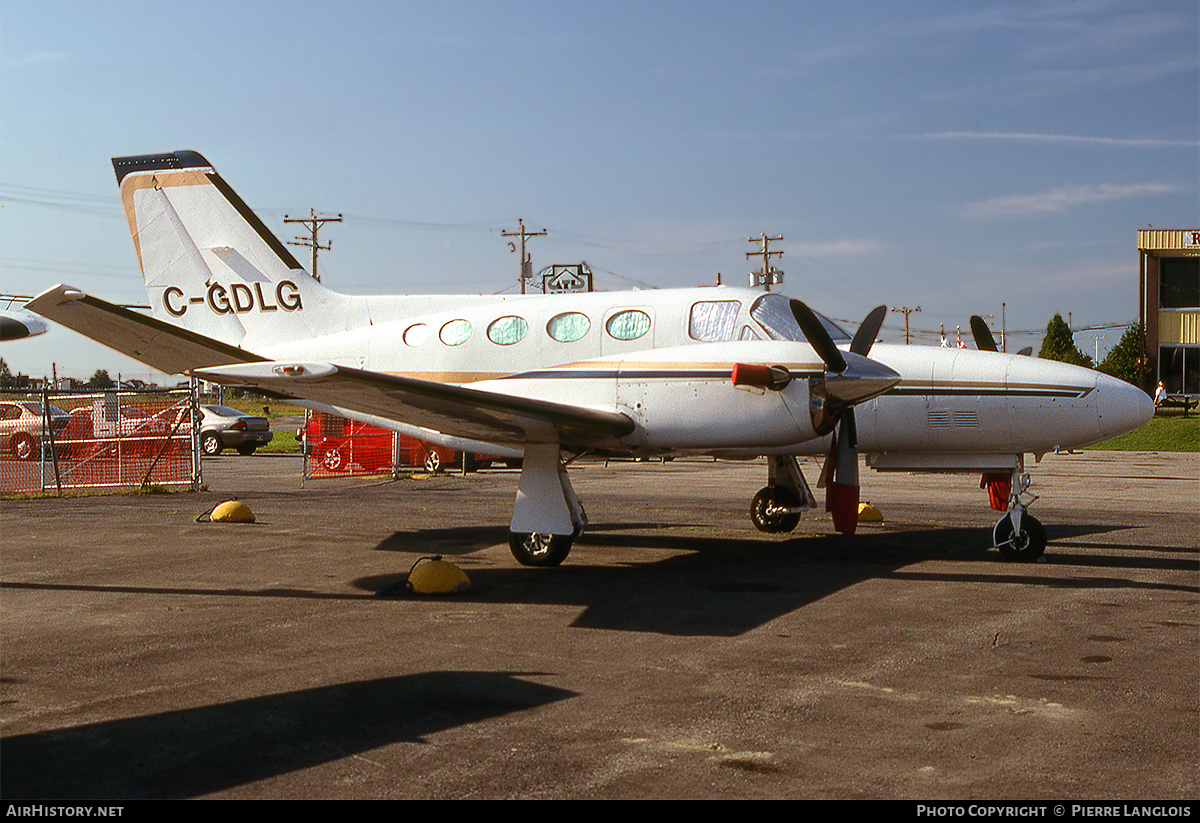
[[4, 51, 67, 69], [964, 183, 1181, 219], [789, 238, 882, 258], [914, 131, 1198, 149]]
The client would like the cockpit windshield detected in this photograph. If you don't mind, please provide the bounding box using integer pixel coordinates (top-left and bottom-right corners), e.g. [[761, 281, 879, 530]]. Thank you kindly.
[[749, 293, 852, 344]]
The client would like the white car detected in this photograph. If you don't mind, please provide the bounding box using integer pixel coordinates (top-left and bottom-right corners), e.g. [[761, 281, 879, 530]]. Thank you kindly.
[[0, 401, 69, 460], [199, 405, 273, 456]]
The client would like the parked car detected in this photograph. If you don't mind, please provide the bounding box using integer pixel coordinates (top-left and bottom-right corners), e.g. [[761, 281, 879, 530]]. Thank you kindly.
[[198, 405, 273, 456], [296, 414, 491, 473], [0, 401, 69, 459], [58, 404, 172, 457]]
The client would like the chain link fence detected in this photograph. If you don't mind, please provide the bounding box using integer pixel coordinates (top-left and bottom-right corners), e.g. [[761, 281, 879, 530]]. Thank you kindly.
[[299, 410, 501, 479], [0, 388, 200, 495]]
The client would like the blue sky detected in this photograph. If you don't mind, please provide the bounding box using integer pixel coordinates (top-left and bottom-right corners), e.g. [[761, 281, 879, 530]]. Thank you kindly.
[[2, 0, 1197, 381]]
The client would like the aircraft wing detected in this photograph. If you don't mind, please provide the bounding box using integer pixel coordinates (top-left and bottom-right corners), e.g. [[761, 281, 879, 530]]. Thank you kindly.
[[195, 361, 636, 449], [26, 285, 264, 373]]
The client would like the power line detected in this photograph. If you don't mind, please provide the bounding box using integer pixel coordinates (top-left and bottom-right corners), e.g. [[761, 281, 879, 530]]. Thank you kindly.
[[499, 219, 547, 295], [284, 209, 342, 283], [746, 233, 784, 291]]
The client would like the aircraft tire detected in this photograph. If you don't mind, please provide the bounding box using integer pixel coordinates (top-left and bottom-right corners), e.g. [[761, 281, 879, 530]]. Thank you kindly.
[[994, 513, 1046, 562], [508, 532, 572, 567], [750, 485, 801, 534]]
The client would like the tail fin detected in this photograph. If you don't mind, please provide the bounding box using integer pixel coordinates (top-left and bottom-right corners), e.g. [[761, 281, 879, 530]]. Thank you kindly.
[[114, 151, 354, 349]]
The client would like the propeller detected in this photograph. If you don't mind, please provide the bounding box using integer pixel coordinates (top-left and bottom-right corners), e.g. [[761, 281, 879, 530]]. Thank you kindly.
[[850, 305, 888, 357], [792, 300, 890, 536], [791, 299, 847, 373], [970, 315, 998, 352]]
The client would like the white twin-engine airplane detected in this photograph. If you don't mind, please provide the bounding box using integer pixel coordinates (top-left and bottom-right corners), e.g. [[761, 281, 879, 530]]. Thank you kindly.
[[28, 151, 1153, 566]]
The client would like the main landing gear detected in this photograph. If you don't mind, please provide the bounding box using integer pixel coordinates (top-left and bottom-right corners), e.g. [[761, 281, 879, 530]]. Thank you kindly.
[[508, 532, 574, 567], [749, 455, 816, 535], [991, 461, 1046, 562], [506, 443, 585, 567]]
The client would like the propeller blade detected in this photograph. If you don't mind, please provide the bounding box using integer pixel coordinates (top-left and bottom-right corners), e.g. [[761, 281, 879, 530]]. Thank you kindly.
[[824, 410, 860, 535], [850, 306, 888, 357], [791, 299, 847, 374], [970, 315, 998, 352]]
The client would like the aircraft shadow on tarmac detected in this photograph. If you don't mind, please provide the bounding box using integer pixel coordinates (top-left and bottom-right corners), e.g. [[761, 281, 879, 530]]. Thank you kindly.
[[361, 521, 1197, 637], [0, 670, 575, 799]]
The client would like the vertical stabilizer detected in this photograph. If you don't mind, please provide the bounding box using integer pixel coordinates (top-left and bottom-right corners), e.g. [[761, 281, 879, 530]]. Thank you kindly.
[[113, 151, 361, 349]]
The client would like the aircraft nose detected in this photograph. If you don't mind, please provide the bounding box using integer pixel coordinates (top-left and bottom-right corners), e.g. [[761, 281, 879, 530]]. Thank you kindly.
[[1095, 372, 1154, 440]]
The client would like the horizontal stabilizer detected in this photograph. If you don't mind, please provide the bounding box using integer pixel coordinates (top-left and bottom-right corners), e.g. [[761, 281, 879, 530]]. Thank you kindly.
[[25, 285, 264, 374], [194, 361, 636, 449]]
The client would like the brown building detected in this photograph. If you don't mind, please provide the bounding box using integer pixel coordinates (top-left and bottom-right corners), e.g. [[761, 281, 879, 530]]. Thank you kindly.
[[1139, 229, 1200, 397]]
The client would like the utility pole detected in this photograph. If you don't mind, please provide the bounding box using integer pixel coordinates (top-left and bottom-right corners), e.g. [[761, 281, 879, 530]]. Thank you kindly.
[[501, 219, 547, 294], [892, 306, 921, 345], [746, 233, 784, 291], [284, 209, 342, 283]]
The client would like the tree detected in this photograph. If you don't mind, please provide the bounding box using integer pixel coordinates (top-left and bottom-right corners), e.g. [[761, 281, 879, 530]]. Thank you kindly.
[[87, 369, 115, 389], [0, 357, 10, 388], [1039, 314, 1093, 368], [1098, 324, 1144, 388]]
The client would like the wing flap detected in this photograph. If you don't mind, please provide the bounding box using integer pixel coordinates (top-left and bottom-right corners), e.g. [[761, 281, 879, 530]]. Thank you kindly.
[[26, 285, 263, 374], [195, 361, 636, 449]]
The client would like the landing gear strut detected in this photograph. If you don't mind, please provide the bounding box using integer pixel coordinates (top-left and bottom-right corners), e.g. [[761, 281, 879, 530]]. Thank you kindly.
[[750, 455, 815, 534], [507, 443, 585, 567], [993, 460, 1046, 562]]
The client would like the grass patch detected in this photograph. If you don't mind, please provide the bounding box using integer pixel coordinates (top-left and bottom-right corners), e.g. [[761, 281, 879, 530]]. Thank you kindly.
[[1088, 414, 1199, 452], [259, 429, 301, 454]]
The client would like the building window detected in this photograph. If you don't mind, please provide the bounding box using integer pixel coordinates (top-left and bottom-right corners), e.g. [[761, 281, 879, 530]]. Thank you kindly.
[[606, 309, 651, 341], [1160, 345, 1200, 395], [440, 319, 472, 346], [1160, 258, 1199, 309], [547, 312, 590, 343], [487, 315, 528, 345], [689, 301, 741, 342]]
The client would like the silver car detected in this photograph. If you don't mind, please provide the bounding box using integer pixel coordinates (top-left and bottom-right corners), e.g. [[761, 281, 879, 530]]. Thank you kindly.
[[0, 401, 69, 460], [199, 405, 273, 456]]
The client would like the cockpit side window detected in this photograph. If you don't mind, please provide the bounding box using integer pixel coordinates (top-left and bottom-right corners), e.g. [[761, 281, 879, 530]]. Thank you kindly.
[[689, 301, 741, 342], [749, 293, 851, 343]]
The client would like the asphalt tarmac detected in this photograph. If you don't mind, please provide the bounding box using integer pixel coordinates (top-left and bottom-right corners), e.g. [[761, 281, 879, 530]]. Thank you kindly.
[[1, 451, 1196, 799]]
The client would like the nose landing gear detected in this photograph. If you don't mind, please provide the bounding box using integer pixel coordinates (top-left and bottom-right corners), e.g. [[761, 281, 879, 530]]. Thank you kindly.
[[749, 455, 816, 534], [993, 463, 1046, 562]]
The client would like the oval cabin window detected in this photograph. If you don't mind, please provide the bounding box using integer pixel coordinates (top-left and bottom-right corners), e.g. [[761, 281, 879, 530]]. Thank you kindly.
[[547, 312, 590, 343], [487, 315, 528, 345], [440, 319, 472, 346], [403, 323, 428, 346], [606, 309, 651, 341]]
